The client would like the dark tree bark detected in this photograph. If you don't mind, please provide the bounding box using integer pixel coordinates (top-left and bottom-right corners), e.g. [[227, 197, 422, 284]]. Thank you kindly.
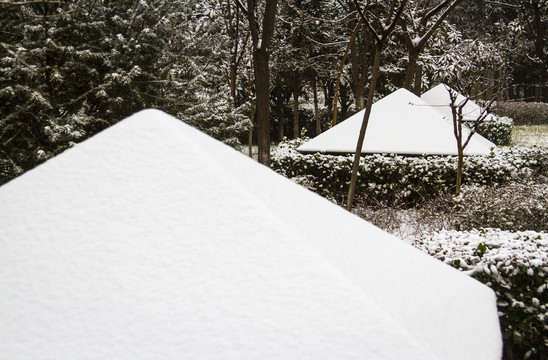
[[292, 74, 300, 138], [332, 17, 362, 126], [413, 63, 422, 96], [346, 46, 382, 211], [532, 0, 548, 84], [312, 77, 321, 135], [276, 91, 285, 141], [340, 85, 350, 121], [349, 1, 370, 110], [447, 87, 494, 196], [346, 0, 408, 211], [244, 0, 278, 166]]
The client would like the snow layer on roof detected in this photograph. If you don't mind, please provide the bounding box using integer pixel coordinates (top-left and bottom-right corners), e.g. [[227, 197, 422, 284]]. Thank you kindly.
[[421, 83, 496, 122], [0, 109, 501, 359], [297, 88, 495, 155]]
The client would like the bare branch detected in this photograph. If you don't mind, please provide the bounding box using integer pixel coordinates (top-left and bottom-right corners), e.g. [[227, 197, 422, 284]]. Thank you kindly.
[[417, 0, 461, 50], [234, 0, 249, 18], [352, 0, 380, 44], [382, 0, 408, 40]]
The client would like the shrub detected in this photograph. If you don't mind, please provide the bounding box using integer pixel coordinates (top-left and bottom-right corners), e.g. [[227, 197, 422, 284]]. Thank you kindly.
[[271, 138, 548, 204], [413, 229, 548, 359], [0, 158, 23, 186], [494, 102, 548, 126], [453, 182, 548, 232], [465, 115, 514, 145]]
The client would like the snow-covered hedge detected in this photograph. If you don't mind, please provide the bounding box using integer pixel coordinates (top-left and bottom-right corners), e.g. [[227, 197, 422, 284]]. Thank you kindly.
[[466, 115, 514, 145], [413, 229, 547, 359], [271, 138, 548, 203]]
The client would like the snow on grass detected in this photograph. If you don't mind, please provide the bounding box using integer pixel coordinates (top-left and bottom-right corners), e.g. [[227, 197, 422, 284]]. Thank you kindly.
[[512, 125, 548, 149]]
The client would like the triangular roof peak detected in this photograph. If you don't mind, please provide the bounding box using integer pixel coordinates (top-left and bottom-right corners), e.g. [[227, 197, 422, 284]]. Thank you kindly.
[[298, 88, 494, 156], [421, 83, 491, 121], [0, 109, 501, 359]]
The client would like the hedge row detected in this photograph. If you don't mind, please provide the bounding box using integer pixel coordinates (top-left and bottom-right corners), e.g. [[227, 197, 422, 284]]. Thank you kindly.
[[413, 229, 547, 359], [494, 102, 548, 126], [271, 138, 548, 204]]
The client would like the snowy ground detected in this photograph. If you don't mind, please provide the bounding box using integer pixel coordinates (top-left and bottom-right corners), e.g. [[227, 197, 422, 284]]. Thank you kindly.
[[512, 125, 548, 149]]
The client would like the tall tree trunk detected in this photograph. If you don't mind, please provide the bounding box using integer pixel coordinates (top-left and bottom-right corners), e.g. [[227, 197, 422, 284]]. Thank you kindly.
[[248, 66, 254, 158], [452, 105, 464, 196], [356, 32, 370, 110], [346, 47, 382, 210], [245, 0, 278, 166], [277, 93, 285, 141], [532, 0, 548, 84], [230, 64, 237, 102], [403, 49, 419, 90], [292, 75, 299, 138], [413, 63, 422, 96], [348, 0, 368, 110], [248, 111, 254, 157], [340, 85, 349, 121], [254, 51, 271, 165], [332, 19, 362, 126], [312, 78, 321, 135]]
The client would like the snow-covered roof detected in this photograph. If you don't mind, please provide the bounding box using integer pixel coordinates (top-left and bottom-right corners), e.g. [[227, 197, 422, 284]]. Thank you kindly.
[[297, 88, 495, 156], [421, 83, 496, 122], [0, 109, 501, 359]]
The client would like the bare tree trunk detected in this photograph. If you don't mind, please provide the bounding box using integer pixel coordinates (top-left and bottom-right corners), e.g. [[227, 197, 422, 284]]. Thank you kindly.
[[292, 75, 299, 138], [340, 85, 350, 121], [413, 64, 422, 96], [403, 49, 419, 90], [486, 70, 494, 100], [312, 77, 321, 135], [346, 47, 382, 210], [448, 87, 494, 196], [349, 29, 370, 110], [248, 66, 254, 158], [350, 35, 361, 106], [456, 146, 463, 195], [254, 51, 271, 165], [532, 0, 548, 84], [450, 93, 465, 196], [348, 1, 369, 111], [244, 0, 278, 166], [357, 33, 370, 110], [277, 93, 285, 141], [248, 115, 254, 157], [346, 0, 408, 211], [332, 19, 362, 126]]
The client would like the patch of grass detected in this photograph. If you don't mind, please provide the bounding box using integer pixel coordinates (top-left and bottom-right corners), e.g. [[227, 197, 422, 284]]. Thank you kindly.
[[512, 125, 548, 149]]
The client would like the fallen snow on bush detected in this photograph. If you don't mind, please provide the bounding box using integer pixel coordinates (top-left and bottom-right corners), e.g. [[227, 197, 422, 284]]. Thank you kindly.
[[413, 229, 547, 278], [413, 229, 547, 358]]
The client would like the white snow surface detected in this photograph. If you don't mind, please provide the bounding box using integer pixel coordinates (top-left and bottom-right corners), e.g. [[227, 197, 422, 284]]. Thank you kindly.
[[421, 83, 498, 122], [0, 109, 501, 359], [297, 88, 495, 155]]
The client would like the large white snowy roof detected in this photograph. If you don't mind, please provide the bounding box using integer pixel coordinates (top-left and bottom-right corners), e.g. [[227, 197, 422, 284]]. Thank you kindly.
[[297, 88, 495, 155], [0, 109, 501, 359], [421, 83, 496, 122]]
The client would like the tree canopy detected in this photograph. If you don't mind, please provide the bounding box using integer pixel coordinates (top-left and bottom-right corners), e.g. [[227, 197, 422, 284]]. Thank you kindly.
[[0, 0, 545, 183]]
